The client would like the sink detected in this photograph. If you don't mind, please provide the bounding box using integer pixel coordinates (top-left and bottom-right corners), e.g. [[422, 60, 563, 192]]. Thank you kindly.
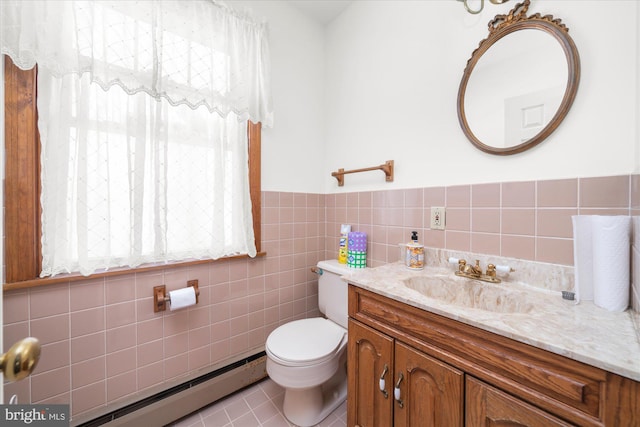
[[401, 274, 535, 314]]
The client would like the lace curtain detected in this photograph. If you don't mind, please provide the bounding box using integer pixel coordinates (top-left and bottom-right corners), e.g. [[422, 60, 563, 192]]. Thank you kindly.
[[1, 0, 273, 126], [1, 0, 271, 276]]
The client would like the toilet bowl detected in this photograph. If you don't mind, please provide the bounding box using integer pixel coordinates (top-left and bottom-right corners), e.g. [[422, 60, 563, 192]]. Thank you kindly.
[[265, 260, 354, 427]]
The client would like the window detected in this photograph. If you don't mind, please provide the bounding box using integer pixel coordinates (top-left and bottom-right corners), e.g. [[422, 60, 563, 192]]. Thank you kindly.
[[3, 57, 262, 285], [2, 1, 272, 285]]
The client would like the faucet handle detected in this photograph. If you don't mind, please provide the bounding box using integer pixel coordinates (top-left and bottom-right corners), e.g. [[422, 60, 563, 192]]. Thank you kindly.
[[486, 264, 496, 277]]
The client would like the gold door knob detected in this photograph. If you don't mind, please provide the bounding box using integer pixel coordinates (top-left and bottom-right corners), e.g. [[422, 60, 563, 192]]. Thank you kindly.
[[0, 337, 41, 382]]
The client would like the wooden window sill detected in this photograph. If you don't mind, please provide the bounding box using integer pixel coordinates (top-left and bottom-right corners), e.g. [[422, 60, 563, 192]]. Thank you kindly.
[[3, 252, 266, 292]]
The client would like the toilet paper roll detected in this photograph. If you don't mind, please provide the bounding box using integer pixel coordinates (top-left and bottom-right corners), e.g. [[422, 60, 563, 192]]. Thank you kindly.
[[169, 286, 197, 311], [591, 216, 631, 312]]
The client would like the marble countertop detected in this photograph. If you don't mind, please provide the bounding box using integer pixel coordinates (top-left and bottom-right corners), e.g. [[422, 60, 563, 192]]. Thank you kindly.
[[343, 261, 640, 382]]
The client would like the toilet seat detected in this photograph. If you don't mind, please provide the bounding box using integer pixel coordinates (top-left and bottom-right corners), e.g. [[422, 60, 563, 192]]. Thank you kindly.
[[266, 318, 346, 367]]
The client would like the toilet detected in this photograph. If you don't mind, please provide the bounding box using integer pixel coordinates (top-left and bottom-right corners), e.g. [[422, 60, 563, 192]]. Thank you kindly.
[[265, 259, 353, 427]]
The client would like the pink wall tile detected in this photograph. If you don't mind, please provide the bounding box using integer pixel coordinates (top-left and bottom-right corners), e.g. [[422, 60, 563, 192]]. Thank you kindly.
[[105, 277, 136, 304], [446, 208, 470, 231], [72, 357, 105, 389], [472, 208, 500, 233], [263, 191, 279, 208], [471, 233, 500, 256], [447, 185, 470, 207], [35, 341, 70, 374], [72, 380, 106, 416], [106, 324, 136, 353], [72, 332, 105, 364], [502, 209, 535, 236], [106, 301, 136, 329], [472, 183, 500, 208], [502, 181, 535, 207], [580, 175, 630, 208], [31, 314, 70, 345], [446, 231, 470, 252], [137, 340, 164, 367], [536, 238, 574, 265], [3, 321, 29, 350], [386, 189, 404, 208], [31, 367, 70, 403], [502, 235, 535, 261], [425, 229, 445, 248], [70, 280, 105, 312], [538, 179, 577, 207], [632, 175, 640, 209], [164, 332, 188, 358], [424, 187, 445, 207], [30, 284, 69, 319], [107, 372, 137, 403], [138, 361, 163, 391], [280, 192, 294, 207], [189, 345, 211, 371], [106, 347, 136, 377], [3, 291, 29, 324], [71, 307, 105, 338], [164, 311, 189, 336], [189, 326, 211, 350], [537, 209, 577, 238], [135, 315, 160, 346], [405, 188, 423, 207]]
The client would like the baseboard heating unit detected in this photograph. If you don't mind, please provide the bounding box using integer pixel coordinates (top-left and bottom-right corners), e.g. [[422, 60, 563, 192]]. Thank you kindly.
[[73, 351, 267, 427]]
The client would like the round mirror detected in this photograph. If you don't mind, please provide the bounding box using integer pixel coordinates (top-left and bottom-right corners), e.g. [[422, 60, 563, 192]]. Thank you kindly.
[[457, 0, 580, 155]]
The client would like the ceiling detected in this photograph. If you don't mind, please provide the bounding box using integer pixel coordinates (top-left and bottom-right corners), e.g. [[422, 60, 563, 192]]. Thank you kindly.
[[287, 0, 354, 25]]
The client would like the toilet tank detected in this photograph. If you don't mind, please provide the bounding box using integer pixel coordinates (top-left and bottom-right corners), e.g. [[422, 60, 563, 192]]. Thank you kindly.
[[316, 259, 353, 329]]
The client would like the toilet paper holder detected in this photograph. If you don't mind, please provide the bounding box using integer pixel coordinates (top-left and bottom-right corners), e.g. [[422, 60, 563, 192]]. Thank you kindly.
[[153, 280, 200, 312]]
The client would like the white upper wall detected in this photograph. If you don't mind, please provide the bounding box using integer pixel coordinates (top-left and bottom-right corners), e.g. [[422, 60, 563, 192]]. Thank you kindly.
[[324, 0, 638, 192], [230, 0, 327, 193], [237, 0, 639, 193]]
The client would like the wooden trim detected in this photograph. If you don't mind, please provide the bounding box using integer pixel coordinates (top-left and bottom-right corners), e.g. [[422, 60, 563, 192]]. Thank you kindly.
[[248, 121, 261, 254], [4, 57, 41, 283], [3, 56, 263, 289], [3, 252, 266, 292]]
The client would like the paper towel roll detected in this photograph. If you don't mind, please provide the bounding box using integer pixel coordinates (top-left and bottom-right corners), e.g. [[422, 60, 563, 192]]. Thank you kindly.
[[572, 215, 631, 311], [572, 215, 594, 303], [591, 216, 631, 312], [169, 286, 197, 311]]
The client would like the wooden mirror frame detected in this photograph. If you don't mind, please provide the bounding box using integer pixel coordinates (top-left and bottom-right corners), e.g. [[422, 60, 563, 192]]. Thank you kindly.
[[457, 0, 580, 155]]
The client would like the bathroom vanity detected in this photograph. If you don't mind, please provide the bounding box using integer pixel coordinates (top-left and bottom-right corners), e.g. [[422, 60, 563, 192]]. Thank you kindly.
[[345, 263, 640, 427]]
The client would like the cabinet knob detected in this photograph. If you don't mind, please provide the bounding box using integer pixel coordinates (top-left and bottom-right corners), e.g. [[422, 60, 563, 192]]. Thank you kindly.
[[379, 364, 389, 398], [394, 373, 404, 408]]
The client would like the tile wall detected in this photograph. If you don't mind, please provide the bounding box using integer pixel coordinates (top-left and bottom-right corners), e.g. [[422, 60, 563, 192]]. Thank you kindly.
[[3, 174, 638, 421]]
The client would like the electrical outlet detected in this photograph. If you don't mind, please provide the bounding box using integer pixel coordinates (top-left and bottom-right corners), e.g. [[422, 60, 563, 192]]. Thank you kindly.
[[430, 207, 445, 230]]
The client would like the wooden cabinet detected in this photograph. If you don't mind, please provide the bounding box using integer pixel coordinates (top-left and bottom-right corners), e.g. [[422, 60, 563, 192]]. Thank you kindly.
[[348, 285, 640, 427], [348, 319, 463, 427], [466, 377, 572, 426], [348, 319, 393, 427]]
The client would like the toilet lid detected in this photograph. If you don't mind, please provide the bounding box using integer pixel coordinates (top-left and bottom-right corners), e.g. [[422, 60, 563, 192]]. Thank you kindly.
[[266, 318, 346, 365]]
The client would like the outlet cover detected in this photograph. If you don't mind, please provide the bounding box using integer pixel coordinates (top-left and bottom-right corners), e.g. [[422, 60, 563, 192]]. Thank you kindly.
[[430, 207, 445, 230]]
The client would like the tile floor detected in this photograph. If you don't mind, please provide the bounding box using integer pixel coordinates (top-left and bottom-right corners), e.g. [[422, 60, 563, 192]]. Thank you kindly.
[[168, 378, 347, 427]]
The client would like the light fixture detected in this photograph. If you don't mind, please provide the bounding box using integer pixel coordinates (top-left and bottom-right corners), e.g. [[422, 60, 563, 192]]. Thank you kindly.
[[457, 0, 510, 15]]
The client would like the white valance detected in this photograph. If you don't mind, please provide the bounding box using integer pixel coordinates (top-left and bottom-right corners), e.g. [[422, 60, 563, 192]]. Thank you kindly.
[[1, 0, 274, 126]]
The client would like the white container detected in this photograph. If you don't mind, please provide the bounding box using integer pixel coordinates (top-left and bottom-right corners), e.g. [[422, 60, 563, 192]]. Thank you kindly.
[[404, 231, 424, 270]]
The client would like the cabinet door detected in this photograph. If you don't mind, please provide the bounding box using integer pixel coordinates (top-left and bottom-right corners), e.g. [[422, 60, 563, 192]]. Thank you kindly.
[[466, 377, 573, 426], [394, 342, 464, 427], [348, 319, 394, 427]]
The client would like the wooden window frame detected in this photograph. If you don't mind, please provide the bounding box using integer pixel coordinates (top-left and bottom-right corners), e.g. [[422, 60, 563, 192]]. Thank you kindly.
[[3, 56, 262, 290]]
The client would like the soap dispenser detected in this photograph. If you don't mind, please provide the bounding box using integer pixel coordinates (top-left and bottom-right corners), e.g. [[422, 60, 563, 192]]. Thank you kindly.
[[405, 231, 424, 270]]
